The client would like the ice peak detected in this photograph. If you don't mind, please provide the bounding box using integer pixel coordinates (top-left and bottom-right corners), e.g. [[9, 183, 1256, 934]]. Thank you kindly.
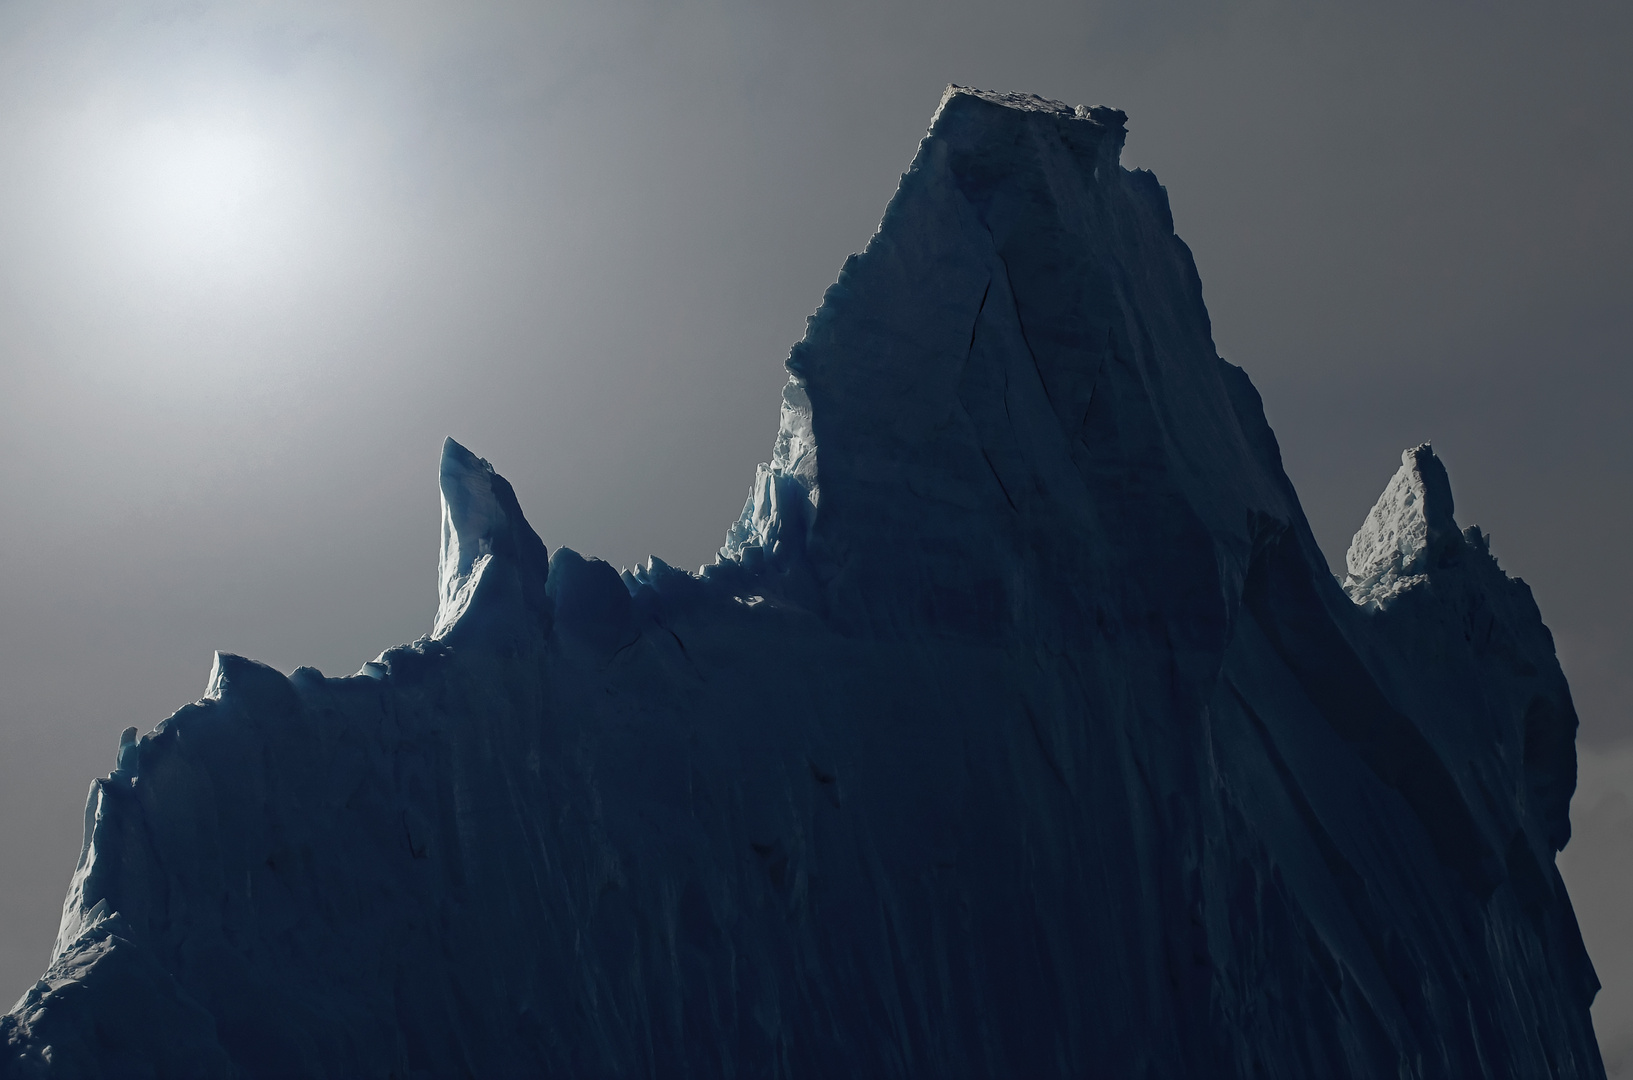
[[720, 86, 1133, 571], [935, 85, 1127, 130], [433, 437, 551, 640], [932, 85, 1128, 170], [1343, 443, 1458, 609]]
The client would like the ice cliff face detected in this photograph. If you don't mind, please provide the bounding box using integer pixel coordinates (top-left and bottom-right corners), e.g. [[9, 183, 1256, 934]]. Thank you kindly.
[[1, 86, 1602, 1078]]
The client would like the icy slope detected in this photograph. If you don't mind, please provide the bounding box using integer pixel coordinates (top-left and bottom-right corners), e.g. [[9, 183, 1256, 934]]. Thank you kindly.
[[1, 86, 1602, 1078]]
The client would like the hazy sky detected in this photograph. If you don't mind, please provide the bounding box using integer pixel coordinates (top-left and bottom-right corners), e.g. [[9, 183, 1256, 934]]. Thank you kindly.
[[1, 0, 1628, 1054]]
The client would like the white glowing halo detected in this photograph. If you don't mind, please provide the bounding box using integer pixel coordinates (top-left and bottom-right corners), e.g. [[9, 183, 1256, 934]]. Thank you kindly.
[[93, 113, 311, 279]]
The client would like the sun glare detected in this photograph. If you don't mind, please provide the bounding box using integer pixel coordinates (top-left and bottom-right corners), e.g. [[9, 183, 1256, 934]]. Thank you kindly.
[[27, 93, 366, 388], [95, 114, 311, 280], [130, 125, 272, 232]]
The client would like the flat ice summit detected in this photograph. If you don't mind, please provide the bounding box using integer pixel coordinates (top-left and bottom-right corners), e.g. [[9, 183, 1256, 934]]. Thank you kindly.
[[1, 87, 1602, 1079]]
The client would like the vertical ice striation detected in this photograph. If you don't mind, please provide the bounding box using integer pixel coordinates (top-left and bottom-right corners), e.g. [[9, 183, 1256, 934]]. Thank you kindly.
[[1, 87, 1603, 1079]]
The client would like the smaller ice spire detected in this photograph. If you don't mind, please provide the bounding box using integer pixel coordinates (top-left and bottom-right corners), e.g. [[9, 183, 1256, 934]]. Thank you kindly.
[[435, 439, 506, 639], [114, 727, 139, 775], [1343, 443, 1458, 609], [432, 438, 552, 641]]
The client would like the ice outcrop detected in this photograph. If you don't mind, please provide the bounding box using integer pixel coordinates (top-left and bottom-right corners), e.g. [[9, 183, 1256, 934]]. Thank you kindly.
[[1, 85, 1602, 1078], [1343, 443, 1461, 609], [718, 379, 817, 566], [431, 436, 552, 642]]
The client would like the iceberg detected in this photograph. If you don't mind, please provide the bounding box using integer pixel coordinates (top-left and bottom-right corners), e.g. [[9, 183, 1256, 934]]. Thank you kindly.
[[1, 86, 1602, 1078]]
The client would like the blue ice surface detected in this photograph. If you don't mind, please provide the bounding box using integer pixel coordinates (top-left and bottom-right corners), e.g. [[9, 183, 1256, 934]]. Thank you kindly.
[[1, 86, 1602, 1079]]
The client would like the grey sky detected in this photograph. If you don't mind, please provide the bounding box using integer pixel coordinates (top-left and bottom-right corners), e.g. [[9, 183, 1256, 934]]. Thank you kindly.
[[1, 0, 1628, 1055]]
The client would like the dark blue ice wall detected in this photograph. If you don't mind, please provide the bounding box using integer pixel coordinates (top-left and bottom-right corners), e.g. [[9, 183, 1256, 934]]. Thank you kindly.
[[1, 87, 1601, 1078]]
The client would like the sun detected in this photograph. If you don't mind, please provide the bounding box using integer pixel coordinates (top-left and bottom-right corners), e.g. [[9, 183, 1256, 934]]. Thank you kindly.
[[130, 124, 270, 232], [101, 114, 306, 279]]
